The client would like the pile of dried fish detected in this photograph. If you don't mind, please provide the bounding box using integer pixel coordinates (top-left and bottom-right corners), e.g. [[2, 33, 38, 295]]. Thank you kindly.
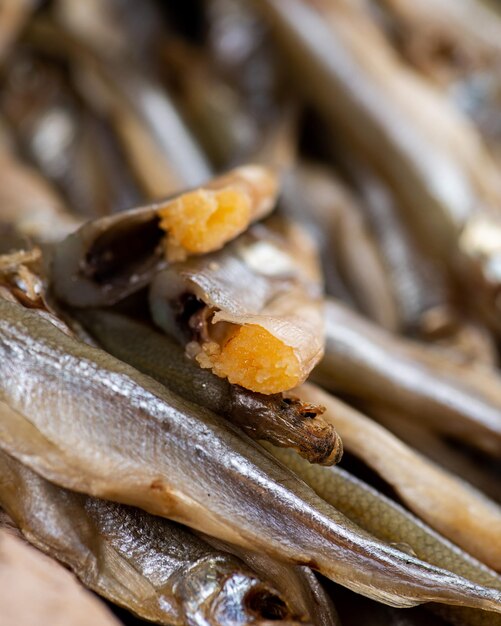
[[2, 1, 501, 625]]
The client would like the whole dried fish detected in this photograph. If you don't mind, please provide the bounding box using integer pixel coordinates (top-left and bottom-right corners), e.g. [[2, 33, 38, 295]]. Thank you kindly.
[[51, 164, 278, 307], [150, 218, 324, 394], [77, 309, 341, 466], [313, 299, 501, 456], [0, 526, 119, 626], [0, 448, 308, 626], [269, 445, 501, 626], [297, 382, 501, 571], [258, 0, 501, 333], [1, 300, 500, 611]]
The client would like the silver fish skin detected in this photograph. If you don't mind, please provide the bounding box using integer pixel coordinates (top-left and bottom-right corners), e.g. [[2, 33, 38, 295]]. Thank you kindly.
[[203, 537, 341, 626], [257, 0, 501, 334], [0, 448, 306, 626], [1, 300, 501, 611], [77, 309, 341, 466], [313, 299, 501, 456], [269, 445, 501, 626]]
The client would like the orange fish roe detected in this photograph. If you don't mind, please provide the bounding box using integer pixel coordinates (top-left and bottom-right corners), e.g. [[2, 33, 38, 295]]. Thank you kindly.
[[197, 324, 301, 395], [158, 188, 251, 260]]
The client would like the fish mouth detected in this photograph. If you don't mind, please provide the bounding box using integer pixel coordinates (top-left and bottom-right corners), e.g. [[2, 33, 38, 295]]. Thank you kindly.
[[210, 575, 304, 625], [242, 586, 291, 621]]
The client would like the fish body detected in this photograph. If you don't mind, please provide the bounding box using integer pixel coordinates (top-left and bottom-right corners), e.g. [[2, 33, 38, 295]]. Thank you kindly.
[[1, 299, 500, 611]]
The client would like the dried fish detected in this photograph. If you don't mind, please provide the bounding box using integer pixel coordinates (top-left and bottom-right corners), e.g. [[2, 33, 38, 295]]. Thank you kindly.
[[0, 448, 307, 625], [1, 300, 500, 610], [0, 43, 139, 217], [77, 308, 340, 465], [313, 299, 501, 456], [150, 218, 324, 394], [369, 408, 501, 503], [13, 15, 210, 202], [416, 305, 498, 367], [161, 40, 261, 170], [268, 445, 501, 626], [258, 0, 501, 333], [338, 150, 450, 332], [51, 164, 278, 307], [297, 382, 501, 571], [204, 538, 341, 626], [371, 0, 501, 140]]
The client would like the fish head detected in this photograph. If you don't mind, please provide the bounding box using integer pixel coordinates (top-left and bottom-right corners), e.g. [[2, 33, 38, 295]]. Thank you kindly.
[[176, 555, 309, 626]]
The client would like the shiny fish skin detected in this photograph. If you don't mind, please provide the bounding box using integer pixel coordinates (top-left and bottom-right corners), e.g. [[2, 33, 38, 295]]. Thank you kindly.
[[313, 299, 501, 456], [150, 218, 324, 394], [1, 301, 500, 610], [258, 0, 501, 334], [77, 309, 341, 466], [0, 448, 305, 626], [297, 382, 501, 571], [204, 538, 341, 626], [51, 164, 278, 307], [269, 446, 501, 626]]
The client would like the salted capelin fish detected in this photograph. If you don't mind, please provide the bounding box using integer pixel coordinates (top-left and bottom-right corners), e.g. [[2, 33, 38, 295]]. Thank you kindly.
[[257, 0, 501, 334], [0, 449, 306, 626], [313, 299, 501, 457], [268, 445, 501, 626], [2, 301, 501, 611], [50, 164, 278, 307], [150, 218, 325, 395], [77, 309, 341, 466], [296, 381, 501, 572]]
